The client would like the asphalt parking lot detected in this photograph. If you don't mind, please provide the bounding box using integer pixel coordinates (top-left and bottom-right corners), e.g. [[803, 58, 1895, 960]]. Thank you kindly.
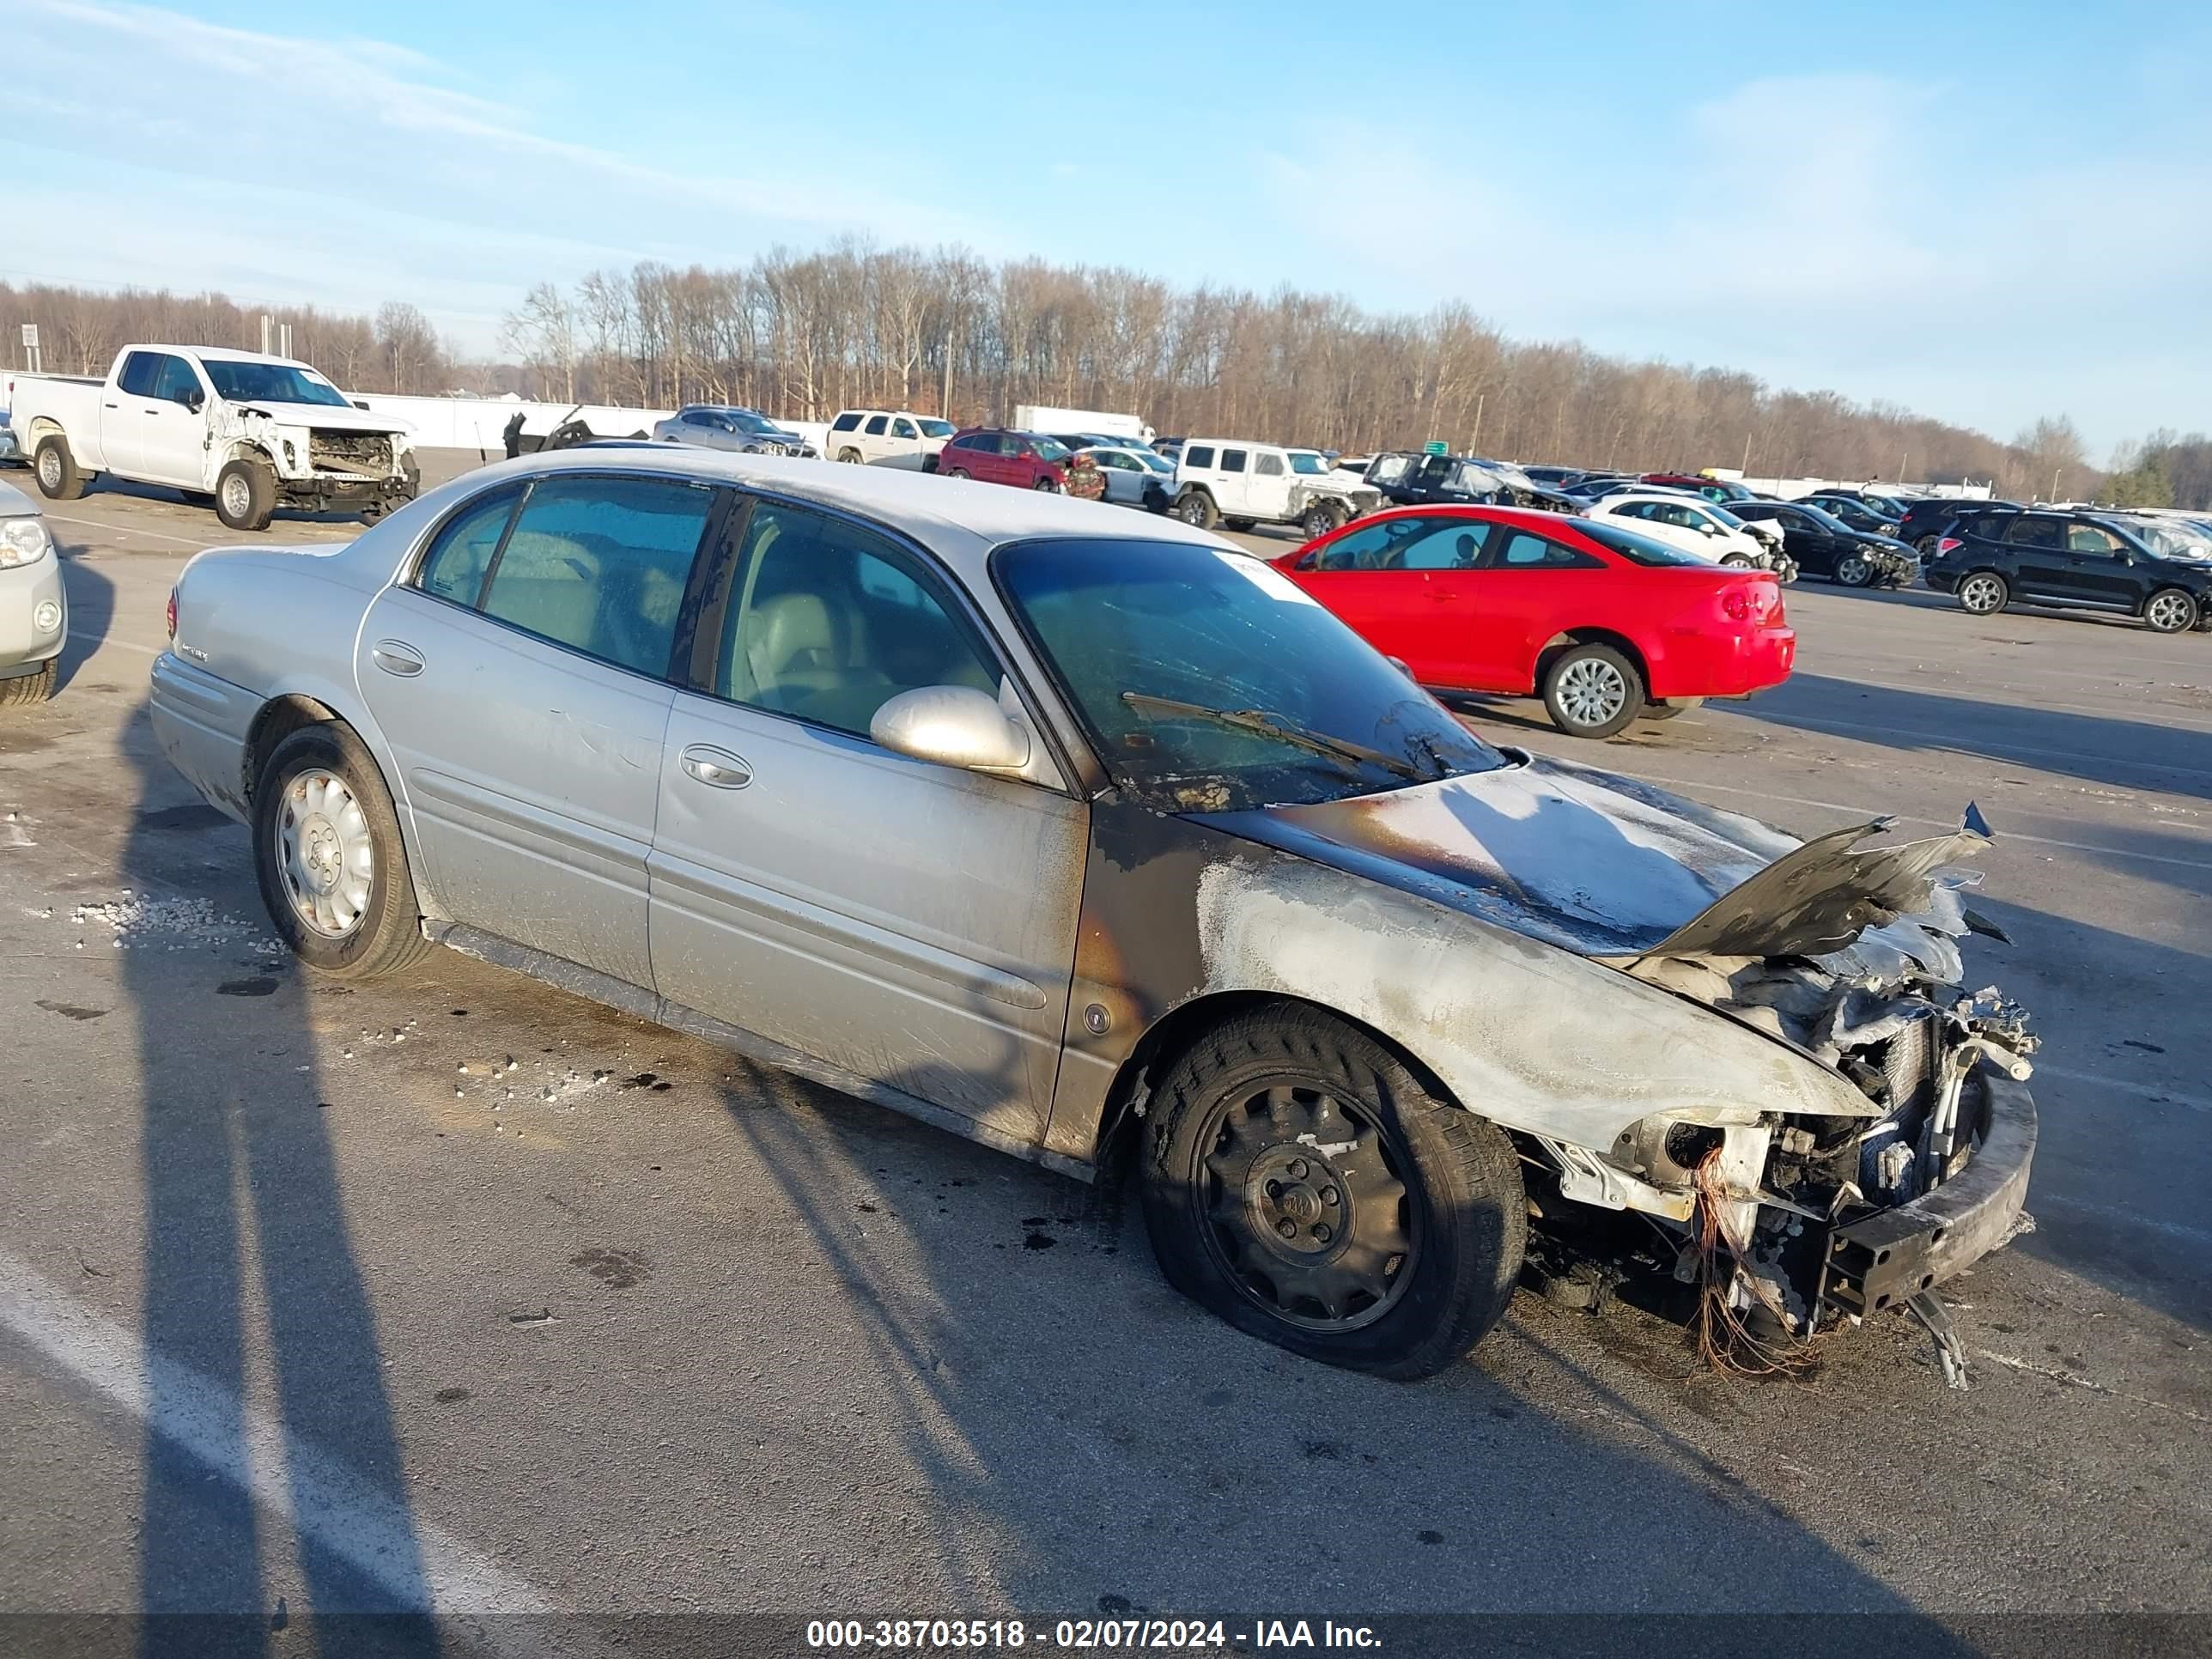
[[3, 456, 2208, 1650]]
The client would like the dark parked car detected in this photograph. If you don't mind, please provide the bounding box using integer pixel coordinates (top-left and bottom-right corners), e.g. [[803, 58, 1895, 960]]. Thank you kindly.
[[1367, 451, 1510, 509], [935, 428, 1105, 499], [1730, 500, 1918, 587], [1802, 492, 1905, 535], [1895, 498, 2017, 555], [1923, 509, 2212, 632]]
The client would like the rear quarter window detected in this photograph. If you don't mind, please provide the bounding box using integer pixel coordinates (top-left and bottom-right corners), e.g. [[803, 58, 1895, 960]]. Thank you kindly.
[[1183, 446, 1215, 470]]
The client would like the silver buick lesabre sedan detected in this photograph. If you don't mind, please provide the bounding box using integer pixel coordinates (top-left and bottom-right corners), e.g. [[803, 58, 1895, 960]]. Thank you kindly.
[[150, 449, 2037, 1378], [0, 476, 65, 708]]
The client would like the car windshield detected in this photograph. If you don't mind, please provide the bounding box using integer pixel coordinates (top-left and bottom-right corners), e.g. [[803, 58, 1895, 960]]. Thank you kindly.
[[1706, 504, 1751, 529], [1134, 449, 1173, 473], [919, 419, 957, 439], [199, 360, 353, 408], [2128, 520, 2212, 560], [1030, 436, 1071, 462], [1287, 451, 1329, 475], [996, 538, 1505, 811], [1575, 520, 1717, 568], [721, 409, 777, 432]]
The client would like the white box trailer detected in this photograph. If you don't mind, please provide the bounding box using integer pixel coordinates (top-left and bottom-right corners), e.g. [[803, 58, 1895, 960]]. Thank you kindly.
[[1013, 405, 1152, 445]]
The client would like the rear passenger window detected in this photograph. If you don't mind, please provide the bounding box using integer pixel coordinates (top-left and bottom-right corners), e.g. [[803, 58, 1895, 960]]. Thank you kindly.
[[714, 501, 997, 738], [478, 476, 714, 677], [1220, 450, 1248, 473], [1184, 446, 1215, 470], [2005, 516, 2066, 550], [864, 416, 890, 435], [416, 485, 522, 607], [118, 352, 161, 398]]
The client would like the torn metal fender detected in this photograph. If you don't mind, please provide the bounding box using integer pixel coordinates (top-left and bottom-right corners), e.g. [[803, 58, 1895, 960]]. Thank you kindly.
[[1613, 816, 1990, 969]]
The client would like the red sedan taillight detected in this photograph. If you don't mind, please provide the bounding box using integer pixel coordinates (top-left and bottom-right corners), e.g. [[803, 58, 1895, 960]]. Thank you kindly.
[[165, 588, 177, 641], [1721, 589, 1751, 622]]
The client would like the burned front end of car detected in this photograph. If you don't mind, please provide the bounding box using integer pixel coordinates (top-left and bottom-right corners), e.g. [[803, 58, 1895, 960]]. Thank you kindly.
[[1547, 809, 2039, 1349]]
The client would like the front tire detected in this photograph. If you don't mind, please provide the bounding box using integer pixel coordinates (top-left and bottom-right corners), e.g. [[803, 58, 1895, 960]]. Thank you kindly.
[[2144, 587, 2200, 635], [1541, 642, 1644, 738], [1035, 476, 1062, 492], [1142, 1007, 1525, 1380], [252, 722, 431, 981], [1720, 553, 1753, 569], [1302, 502, 1345, 539], [33, 437, 87, 501], [1833, 550, 1874, 587], [0, 659, 56, 709], [1957, 570, 2008, 616], [216, 459, 276, 532]]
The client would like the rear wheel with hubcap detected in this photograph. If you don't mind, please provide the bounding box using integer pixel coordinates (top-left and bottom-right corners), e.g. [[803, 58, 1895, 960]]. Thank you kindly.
[[1142, 1007, 1524, 1379], [836, 447, 863, 464], [33, 437, 88, 501], [2145, 587, 2199, 634], [1957, 571, 2008, 616], [252, 722, 430, 980], [1541, 642, 1644, 738]]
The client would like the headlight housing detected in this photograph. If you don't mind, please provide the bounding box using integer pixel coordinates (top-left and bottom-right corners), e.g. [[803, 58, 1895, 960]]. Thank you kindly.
[[0, 516, 52, 568]]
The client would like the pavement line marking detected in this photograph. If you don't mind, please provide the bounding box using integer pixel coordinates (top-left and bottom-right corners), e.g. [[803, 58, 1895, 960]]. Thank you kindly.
[[45, 514, 221, 549], [1972, 1349, 2209, 1425], [0, 1246, 566, 1627], [2029, 1192, 2212, 1243], [66, 628, 160, 658], [1600, 769, 2212, 874], [2033, 1062, 2212, 1115]]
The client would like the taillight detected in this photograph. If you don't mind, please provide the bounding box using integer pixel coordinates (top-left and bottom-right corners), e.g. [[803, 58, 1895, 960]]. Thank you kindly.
[[165, 588, 177, 641], [1936, 537, 1961, 556], [1721, 589, 1751, 622]]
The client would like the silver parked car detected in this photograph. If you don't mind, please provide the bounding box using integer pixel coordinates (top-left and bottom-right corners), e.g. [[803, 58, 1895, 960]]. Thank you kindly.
[[1076, 444, 1174, 510], [651, 404, 816, 458], [149, 449, 2038, 1377], [0, 477, 64, 708]]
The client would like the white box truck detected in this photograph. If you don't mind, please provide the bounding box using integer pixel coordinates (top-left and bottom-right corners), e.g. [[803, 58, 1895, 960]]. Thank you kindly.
[[1013, 405, 1153, 446]]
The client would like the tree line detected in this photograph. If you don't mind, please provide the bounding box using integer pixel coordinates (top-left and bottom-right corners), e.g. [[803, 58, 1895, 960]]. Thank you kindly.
[[9, 260, 2205, 508]]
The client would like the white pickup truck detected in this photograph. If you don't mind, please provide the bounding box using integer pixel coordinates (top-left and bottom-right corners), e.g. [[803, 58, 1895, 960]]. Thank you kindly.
[[12, 345, 418, 531]]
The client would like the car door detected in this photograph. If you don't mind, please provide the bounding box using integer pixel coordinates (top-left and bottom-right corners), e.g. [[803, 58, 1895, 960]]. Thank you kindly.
[[1766, 507, 1837, 576], [2055, 520, 2142, 608], [356, 471, 726, 991], [647, 494, 1085, 1140], [2002, 514, 2073, 596], [1426, 524, 1608, 691], [135, 356, 211, 486], [1289, 515, 1485, 683], [884, 416, 923, 469], [856, 414, 891, 463], [1213, 447, 1251, 515], [1249, 450, 1291, 519], [102, 349, 166, 476]]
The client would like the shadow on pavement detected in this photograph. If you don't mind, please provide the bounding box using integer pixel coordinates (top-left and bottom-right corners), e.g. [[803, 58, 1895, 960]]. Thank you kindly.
[[119, 698, 440, 1656]]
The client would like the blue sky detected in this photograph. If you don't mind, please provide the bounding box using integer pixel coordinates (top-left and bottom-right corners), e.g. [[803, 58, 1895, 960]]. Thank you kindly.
[[4, 0, 2207, 454]]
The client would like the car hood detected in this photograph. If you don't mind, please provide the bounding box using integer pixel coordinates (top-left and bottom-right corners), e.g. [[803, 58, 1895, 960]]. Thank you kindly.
[[228, 400, 413, 436], [1852, 530, 1917, 556], [1190, 752, 1987, 983], [0, 477, 38, 518]]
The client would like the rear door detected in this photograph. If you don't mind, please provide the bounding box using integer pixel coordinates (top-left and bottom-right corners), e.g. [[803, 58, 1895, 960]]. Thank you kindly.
[[356, 471, 725, 989], [859, 414, 892, 462], [1213, 447, 1251, 515], [103, 350, 166, 475], [647, 494, 1085, 1141], [2002, 514, 2073, 596]]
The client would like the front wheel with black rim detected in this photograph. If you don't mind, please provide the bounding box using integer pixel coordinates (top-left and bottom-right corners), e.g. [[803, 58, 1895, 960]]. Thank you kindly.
[[1142, 1007, 1525, 1379], [1957, 571, 2008, 617], [2144, 587, 2200, 635], [1541, 641, 1644, 738], [1174, 491, 1217, 529], [252, 721, 431, 980], [1833, 550, 1874, 587]]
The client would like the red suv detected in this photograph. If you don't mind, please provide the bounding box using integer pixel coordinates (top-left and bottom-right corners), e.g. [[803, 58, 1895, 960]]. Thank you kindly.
[[937, 428, 1104, 498]]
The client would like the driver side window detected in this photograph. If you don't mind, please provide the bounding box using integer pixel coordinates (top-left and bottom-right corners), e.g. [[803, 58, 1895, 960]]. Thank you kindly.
[[713, 501, 998, 738]]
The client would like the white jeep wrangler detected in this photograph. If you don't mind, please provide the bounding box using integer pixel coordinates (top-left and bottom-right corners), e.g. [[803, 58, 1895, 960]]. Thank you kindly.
[[1171, 441, 1381, 538]]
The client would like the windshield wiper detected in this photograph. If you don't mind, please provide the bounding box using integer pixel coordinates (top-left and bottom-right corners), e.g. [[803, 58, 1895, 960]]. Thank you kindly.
[[1121, 692, 1432, 783]]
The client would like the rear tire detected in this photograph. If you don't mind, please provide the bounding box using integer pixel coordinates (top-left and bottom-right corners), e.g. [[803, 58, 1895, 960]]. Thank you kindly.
[[837, 447, 863, 464], [216, 459, 276, 532], [33, 438, 87, 501], [2144, 587, 2199, 635], [252, 722, 431, 981], [943, 466, 969, 480], [1141, 1006, 1525, 1380], [1541, 642, 1644, 738], [1957, 571, 2008, 616], [1174, 490, 1218, 529], [0, 659, 56, 709]]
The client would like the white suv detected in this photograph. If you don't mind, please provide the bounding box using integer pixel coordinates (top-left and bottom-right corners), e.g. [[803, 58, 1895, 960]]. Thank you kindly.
[[1171, 440, 1380, 537], [823, 409, 957, 469]]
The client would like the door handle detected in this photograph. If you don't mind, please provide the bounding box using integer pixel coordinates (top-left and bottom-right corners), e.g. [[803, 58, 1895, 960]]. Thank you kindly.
[[680, 744, 752, 789], [104, 401, 118, 410], [369, 640, 424, 677]]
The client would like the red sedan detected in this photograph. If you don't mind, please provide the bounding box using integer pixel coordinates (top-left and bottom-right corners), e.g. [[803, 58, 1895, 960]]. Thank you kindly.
[[1273, 505, 1795, 738]]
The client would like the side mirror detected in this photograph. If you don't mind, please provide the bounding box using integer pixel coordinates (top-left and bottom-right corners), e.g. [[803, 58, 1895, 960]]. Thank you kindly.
[[352, 398, 370, 410], [1385, 655, 1414, 678], [181, 387, 205, 412], [870, 684, 1030, 773], [1698, 521, 1719, 534]]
